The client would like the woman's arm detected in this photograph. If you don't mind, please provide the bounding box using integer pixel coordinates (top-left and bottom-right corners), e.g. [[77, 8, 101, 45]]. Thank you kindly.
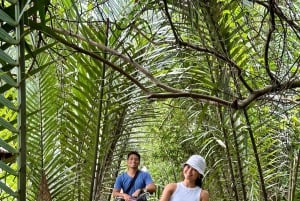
[[159, 183, 177, 201], [200, 189, 209, 201]]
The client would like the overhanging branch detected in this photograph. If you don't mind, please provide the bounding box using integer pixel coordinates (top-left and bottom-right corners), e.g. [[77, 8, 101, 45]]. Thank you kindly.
[[29, 21, 300, 110], [148, 79, 300, 109]]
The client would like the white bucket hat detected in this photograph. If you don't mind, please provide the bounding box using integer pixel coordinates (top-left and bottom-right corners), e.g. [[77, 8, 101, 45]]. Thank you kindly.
[[183, 155, 206, 176]]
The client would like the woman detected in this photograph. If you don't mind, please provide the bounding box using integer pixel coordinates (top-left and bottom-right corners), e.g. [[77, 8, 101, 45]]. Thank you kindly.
[[159, 155, 209, 201]]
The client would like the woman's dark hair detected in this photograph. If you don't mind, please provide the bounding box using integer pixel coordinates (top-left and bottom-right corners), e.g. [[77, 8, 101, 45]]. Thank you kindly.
[[127, 151, 140, 160], [195, 175, 203, 187]]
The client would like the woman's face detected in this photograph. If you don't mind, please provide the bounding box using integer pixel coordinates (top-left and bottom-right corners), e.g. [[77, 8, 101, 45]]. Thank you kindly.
[[183, 164, 200, 180]]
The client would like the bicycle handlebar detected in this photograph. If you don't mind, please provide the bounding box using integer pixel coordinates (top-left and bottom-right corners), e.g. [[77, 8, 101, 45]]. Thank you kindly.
[[114, 192, 149, 201]]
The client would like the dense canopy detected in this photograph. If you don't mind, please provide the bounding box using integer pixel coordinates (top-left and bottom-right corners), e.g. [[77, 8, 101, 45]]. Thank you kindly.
[[0, 0, 299, 201]]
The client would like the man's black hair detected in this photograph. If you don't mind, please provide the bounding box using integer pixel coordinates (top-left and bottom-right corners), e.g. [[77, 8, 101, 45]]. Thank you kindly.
[[127, 151, 140, 160]]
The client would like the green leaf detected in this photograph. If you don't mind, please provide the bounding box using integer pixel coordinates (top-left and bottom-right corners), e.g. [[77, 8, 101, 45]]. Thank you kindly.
[[0, 139, 17, 154], [0, 49, 18, 65], [0, 27, 18, 44], [6, 0, 17, 4], [0, 161, 17, 176], [0, 94, 17, 111], [35, 0, 50, 24], [0, 181, 18, 197], [0, 70, 17, 87], [0, 117, 18, 134], [0, 9, 17, 26]]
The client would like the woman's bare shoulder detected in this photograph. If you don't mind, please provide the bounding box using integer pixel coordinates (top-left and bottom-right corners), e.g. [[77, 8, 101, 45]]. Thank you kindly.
[[159, 183, 178, 201], [164, 183, 177, 191]]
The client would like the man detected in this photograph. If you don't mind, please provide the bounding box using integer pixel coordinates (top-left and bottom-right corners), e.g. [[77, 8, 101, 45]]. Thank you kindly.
[[113, 151, 156, 201]]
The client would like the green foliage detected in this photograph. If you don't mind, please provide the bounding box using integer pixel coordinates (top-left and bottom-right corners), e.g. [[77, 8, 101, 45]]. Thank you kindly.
[[0, 0, 300, 201]]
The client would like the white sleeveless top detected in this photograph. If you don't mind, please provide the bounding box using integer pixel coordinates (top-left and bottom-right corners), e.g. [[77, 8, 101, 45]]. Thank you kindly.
[[170, 182, 201, 201]]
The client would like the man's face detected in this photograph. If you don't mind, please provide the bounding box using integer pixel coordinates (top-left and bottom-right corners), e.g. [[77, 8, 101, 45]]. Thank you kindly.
[[127, 154, 140, 168]]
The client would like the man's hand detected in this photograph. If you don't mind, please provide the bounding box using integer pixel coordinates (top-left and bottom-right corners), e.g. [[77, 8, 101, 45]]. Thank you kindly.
[[132, 189, 142, 198], [122, 193, 131, 201]]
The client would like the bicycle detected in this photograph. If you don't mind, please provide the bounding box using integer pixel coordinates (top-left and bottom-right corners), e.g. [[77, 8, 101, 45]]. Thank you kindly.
[[114, 192, 149, 201]]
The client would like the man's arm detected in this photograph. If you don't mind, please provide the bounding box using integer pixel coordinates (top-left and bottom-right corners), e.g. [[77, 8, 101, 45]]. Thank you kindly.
[[144, 183, 156, 193], [112, 188, 122, 198], [132, 183, 156, 198], [143, 172, 156, 194], [113, 189, 131, 201], [113, 174, 132, 200]]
